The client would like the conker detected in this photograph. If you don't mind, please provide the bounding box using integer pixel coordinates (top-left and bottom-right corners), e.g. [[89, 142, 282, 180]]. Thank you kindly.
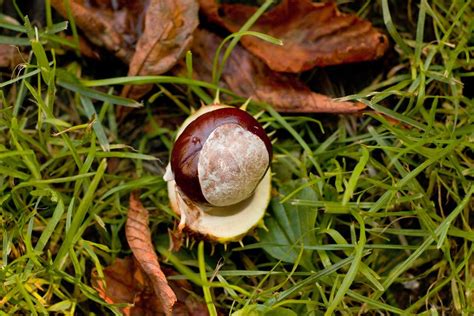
[[170, 106, 272, 207]]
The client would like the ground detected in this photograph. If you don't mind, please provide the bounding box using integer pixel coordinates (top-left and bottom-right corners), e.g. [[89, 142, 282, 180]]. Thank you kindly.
[[0, 0, 473, 315]]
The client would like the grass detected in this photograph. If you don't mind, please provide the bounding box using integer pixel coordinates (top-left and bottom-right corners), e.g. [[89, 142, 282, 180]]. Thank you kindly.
[[0, 0, 473, 314]]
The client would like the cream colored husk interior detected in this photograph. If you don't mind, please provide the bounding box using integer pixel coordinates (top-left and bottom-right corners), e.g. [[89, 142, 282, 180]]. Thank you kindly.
[[167, 169, 271, 242]]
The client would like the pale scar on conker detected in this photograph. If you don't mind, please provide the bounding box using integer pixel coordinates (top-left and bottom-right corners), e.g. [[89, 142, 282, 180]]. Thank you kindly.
[[170, 107, 272, 207]]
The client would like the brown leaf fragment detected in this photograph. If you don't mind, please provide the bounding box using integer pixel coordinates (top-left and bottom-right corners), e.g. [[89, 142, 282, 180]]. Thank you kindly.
[[50, 0, 146, 63], [63, 35, 101, 60], [168, 226, 184, 252], [180, 29, 365, 113], [0, 44, 27, 69], [91, 257, 209, 315], [51, 0, 199, 100], [122, 0, 199, 99], [162, 267, 211, 316], [92, 257, 161, 315], [126, 193, 177, 315], [199, 0, 389, 73]]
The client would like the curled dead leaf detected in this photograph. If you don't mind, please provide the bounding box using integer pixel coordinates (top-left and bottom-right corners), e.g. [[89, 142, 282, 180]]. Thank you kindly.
[[51, 0, 199, 100], [92, 257, 162, 315], [63, 35, 100, 60], [91, 257, 209, 316], [181, 29, 365, 113], [122, 0, 199, 99], [50, 0, 145, 63], [199, 0, 389, 72], [163, 267, 210, 316], [126, 192, 177, 315]]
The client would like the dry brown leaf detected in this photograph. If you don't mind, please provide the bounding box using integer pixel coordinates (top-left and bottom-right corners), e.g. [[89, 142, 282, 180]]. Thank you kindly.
[[92, 257, 162, 315], [51, 0, 199, 99], [0, 44, 27, 69], [50, 0, 145, 63], [199, 0, 389, 73], [122, 0, 199, 99], [91, 257, 209, 316], [126, 192, 177, 315], [181, 29, 365, 113], [63, 35, 100, 60], [163, 267, 210, 316], [168, 226, 184, 252]]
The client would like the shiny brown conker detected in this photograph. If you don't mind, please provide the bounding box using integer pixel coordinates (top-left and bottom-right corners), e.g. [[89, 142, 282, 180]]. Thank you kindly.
[[170, 107, 272, 207]]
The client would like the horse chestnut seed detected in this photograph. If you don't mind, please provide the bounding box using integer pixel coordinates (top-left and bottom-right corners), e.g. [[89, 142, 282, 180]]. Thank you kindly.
[[170, 107, 272, 207]]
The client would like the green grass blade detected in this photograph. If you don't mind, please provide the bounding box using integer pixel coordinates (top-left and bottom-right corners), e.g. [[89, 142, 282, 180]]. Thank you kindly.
[[0, 35, 30, 45], [342, 147, 369, 205], [324, 211, 366, 315], [376, 186, 473, 298], [381, 0, 412, 56], [80, 95, 110, 152], [198, 241, 218, 316], [53, 159, 107, 269], [57, 79, 142, 108]]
